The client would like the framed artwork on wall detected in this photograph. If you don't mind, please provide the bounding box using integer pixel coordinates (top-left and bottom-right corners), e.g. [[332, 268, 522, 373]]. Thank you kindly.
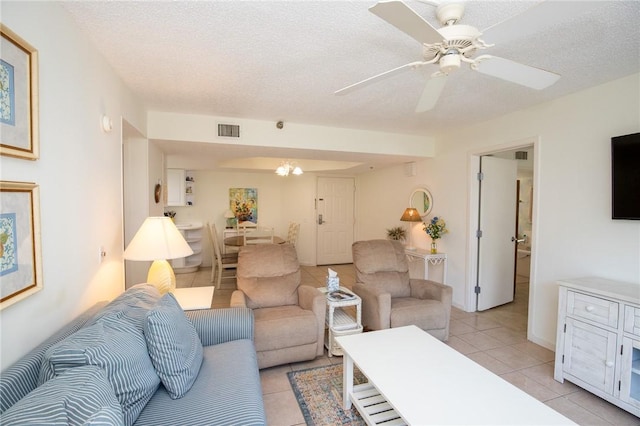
[[229, 188, 258, 224], [0, 181, 43, 310], [0, 24, 39, 160]]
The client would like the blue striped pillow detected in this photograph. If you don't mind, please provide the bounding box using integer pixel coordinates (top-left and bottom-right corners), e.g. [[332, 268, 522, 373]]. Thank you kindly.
[[2, 365, 124, 425], [38, 313, 160, 426], [144, 293, 203, 399]]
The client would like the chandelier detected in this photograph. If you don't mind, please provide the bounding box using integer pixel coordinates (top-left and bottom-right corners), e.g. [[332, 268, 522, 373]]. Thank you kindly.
[[275, 161, 303, 176]]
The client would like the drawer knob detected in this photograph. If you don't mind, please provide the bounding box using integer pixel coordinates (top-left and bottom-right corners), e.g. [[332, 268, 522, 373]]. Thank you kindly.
[[605, 361, 614, 368], [585, 306, 595, 312]]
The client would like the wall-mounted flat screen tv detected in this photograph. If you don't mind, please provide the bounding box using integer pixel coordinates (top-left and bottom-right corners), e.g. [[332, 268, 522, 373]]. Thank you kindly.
[[611, 132, 640, 220]]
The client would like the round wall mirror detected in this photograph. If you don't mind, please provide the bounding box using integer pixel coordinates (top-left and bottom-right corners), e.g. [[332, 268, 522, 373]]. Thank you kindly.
[[409, 188, 433, 218]]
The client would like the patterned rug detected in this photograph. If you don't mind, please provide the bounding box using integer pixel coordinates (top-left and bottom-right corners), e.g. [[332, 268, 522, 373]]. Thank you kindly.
[[287, 363, 367, 426]]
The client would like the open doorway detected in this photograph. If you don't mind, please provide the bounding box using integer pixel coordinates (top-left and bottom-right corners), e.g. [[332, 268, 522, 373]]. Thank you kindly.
[[467, 141, 536, 335]]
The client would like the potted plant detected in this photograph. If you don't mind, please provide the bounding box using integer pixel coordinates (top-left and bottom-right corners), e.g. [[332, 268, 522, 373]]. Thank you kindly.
[[386, 226, 406, 241]]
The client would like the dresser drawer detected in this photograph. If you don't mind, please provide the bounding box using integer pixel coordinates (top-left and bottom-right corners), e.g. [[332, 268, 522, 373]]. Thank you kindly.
[[624, 305, 640, 336], [566, 291, 618, 328]]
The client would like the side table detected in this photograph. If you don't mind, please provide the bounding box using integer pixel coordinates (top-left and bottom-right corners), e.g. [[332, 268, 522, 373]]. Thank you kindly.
[[172, 286, 215, 310], [318, 286, 362, 357], [405, 248, 448, 284]]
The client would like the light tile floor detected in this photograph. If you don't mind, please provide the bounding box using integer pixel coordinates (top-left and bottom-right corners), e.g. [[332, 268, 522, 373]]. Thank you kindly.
[[176, 267, 639, 426]]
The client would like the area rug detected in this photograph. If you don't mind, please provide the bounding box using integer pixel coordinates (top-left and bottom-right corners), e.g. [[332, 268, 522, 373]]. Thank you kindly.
[[287, 363, 367, 426]]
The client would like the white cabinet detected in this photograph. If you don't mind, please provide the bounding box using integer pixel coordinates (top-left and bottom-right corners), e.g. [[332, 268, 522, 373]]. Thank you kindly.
[[166, 168, 185, 206], [555, 277, 640, 417], [620, 336, 640, 410], [166, 169, 195, 206], [172, 223, 202, 273]]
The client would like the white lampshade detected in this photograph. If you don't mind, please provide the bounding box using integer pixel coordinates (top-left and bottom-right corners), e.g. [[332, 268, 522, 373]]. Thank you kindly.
[[124, 217, 193, 293]]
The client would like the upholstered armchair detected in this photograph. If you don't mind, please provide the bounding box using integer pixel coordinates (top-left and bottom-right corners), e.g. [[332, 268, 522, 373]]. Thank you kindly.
[[230, 244, 326, 369], [352, 240, 453, 341]]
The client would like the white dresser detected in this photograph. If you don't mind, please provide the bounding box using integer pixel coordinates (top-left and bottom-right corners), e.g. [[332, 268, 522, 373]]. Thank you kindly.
[[554, 277, 640, 417]]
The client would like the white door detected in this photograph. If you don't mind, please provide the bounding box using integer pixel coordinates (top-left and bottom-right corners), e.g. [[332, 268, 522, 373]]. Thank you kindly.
[[477, 156, 518, 310], [316, 177, 354, 265]]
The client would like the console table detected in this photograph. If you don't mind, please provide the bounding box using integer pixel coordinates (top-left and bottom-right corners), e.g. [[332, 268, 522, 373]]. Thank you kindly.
[[405, 248, 447, 284]]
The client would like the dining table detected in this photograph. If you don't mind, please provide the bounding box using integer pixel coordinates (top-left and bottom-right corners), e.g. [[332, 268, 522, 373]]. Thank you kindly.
[[223, 235, 285, 249]]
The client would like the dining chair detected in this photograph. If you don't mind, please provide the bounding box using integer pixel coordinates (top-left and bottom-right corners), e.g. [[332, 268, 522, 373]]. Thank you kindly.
[[243, 225, 274, 245], [207, 222, 238, 289], [286, 222, 300, 246]]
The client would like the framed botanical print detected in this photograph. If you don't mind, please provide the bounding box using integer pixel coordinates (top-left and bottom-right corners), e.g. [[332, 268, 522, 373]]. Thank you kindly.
[[229, 188, 258, 223], [0, 181, 43, 310], [1, 24, 39, 160]]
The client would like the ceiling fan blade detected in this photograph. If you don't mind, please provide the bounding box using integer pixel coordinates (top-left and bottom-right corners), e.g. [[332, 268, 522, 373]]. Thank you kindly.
[[482, 1, 602, 45], [475, 56, 560, 90], [369, 0, 442, 45], [415, 74, 447, 112], [335, 61, 426, 95]]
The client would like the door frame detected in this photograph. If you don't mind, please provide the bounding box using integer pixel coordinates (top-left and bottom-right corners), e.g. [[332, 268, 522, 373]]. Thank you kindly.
[[465, 136, 540, 337]]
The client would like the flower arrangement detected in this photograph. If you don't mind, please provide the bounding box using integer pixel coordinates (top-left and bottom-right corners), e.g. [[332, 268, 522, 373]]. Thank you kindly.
[[386, 226, 406, 241], [423, 216, 448, 240]]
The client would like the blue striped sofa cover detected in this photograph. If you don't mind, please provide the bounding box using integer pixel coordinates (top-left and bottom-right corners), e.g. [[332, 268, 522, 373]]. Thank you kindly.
[[0, 291, 266, 426]]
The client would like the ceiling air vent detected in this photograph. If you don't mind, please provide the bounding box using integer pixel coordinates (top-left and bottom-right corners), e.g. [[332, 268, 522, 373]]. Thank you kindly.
[[515, 151, 528, 160], [218, 124, 240, 138]]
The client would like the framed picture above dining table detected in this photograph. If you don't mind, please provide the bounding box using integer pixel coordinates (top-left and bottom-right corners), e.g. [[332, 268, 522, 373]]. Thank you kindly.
[[229, 187, 257, 223]]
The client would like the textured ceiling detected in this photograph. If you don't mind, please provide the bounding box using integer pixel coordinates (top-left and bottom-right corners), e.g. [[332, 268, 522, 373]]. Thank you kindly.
[[62, 0, 640, 170]]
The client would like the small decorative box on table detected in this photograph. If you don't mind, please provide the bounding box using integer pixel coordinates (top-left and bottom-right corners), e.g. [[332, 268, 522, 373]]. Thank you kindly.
[[318, 286, 362, 357]]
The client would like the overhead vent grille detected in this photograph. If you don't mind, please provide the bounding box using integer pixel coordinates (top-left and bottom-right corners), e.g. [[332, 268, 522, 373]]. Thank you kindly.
[[515, 151, 528, 160], [218, 124, 240, 138]]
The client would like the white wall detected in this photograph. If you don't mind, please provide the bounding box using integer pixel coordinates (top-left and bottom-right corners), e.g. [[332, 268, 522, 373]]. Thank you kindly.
[[166, 169, 319, 266], [357, 73, 640, 349], [148, 112, 434, 159], [0, 2, 145, 369], [123, 123, 164, 288]]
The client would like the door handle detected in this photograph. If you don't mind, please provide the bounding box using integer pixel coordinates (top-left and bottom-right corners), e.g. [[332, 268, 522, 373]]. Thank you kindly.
[[511, 237, 526, 243], [318, 214, 324, 225]]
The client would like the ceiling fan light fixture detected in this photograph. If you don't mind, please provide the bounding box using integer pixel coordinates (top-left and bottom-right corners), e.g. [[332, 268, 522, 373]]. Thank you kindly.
[[440, 51, 461, 74]]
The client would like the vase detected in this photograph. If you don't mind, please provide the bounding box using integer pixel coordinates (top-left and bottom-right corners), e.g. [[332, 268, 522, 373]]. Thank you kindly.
[[430, 240, 437, 254]]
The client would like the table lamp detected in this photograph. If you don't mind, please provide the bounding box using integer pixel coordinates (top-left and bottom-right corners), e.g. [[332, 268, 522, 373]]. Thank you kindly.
[[400, 207, 422, 251], [123, 216, 193, 294]]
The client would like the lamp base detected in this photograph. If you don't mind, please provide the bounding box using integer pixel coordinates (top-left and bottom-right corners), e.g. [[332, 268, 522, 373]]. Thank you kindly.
[[147, 259, 176, 294]]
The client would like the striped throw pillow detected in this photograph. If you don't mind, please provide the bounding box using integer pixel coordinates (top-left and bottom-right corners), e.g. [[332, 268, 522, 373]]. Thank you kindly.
[[38, 313, 160, 426], [2, 365, 124, 425], [144, 293, 204, 399]]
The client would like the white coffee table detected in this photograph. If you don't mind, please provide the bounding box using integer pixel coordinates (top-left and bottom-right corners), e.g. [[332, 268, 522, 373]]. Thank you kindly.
[[336, 326, 575, 425]]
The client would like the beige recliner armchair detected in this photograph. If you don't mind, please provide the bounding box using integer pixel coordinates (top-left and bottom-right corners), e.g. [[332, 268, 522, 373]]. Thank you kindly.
[[352, 239, 453, 341], [230, 243, 326, 369]]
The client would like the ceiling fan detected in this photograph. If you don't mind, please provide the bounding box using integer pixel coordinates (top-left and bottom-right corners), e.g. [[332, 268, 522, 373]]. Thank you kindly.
[[335, 0, 569, 112]]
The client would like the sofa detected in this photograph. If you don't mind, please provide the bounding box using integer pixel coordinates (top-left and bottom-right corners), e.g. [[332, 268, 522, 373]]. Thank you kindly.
[[0, 284, 266, 426], [231, 243, 326, 369]]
